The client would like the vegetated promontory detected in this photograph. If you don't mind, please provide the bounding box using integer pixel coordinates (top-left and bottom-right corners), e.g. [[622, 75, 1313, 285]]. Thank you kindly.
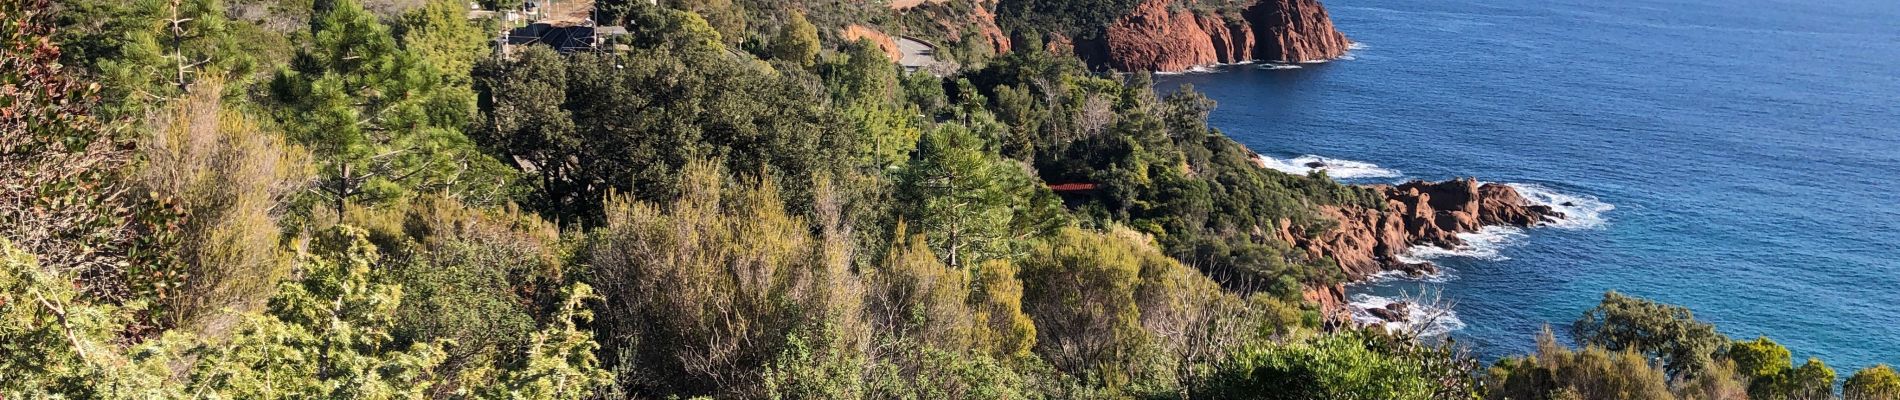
[[2, 0, 1895, 399]]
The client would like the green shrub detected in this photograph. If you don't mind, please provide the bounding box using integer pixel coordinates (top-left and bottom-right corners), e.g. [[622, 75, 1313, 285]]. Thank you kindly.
[[1204, 332, 1438, 400]]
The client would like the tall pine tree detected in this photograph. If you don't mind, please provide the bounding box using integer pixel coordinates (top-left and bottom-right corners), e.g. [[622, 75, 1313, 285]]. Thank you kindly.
[[271, 0, 509, 216]]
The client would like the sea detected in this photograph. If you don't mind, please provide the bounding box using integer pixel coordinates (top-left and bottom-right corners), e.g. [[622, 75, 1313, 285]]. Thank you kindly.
[[1155, 0, 1900, 371]]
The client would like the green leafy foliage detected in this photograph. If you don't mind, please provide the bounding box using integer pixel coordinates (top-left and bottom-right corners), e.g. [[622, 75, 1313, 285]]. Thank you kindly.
[[585, 160, 863, 397], [1846, 364, 1900, 400], [896, 124, 1065, 268], [771, 11, 820, 66], [469, 283, 617, 400], [1728, 336, 1795, 397], [959, 51, 1382, 293], [1202, 331, 1442, 400], [665, 0, 748, 46], [1487, 327, 1675, 400], [396, 0, 492, 88], [1, 0, 184, 317], [475, 10, 855, 223], [186, 226, 449, 398], [993, 0, 1143, 40], [0, 239, 183, 398], [13, 1, 1892, 399], [1572, 291, 1727, 378]]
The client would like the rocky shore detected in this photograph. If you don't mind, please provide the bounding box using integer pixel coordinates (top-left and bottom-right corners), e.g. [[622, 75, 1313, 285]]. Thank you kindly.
[[1100, 0, 1353, 72], [1281, 178, 1565, 325]]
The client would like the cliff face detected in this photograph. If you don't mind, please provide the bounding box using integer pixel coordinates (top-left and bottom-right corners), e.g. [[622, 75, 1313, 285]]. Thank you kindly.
[[1100, 0, 1348, 72], [1278, 179, 1561, 282], [1103, 1, 1213, 72], [1245, 0, 1352, 63], [841, 25, 905, 62]]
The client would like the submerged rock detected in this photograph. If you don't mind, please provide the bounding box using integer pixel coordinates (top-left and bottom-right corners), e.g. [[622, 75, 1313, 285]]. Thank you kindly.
[[1367, 302, 1410, 322]]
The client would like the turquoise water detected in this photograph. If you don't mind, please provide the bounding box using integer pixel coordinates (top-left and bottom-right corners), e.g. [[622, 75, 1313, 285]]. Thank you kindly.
[[1157, 0, 1900, 370]]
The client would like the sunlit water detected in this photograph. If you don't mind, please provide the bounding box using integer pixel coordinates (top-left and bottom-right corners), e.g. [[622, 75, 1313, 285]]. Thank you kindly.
[[1157, 0, 1900, 370]]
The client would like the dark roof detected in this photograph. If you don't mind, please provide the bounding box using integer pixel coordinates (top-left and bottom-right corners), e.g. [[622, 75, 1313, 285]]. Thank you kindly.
[[507, 23, 623, 52]]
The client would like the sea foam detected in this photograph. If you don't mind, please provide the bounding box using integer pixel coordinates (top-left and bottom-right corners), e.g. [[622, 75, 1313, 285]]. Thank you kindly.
[[1349, 293, 1466, 337], [1396, 225, 1527, 263], [1256, 154, 1402, 179], [1509, 183, 1614, 230], [1259, 63, 1304, 70], [1363, 268, 1454, 284]]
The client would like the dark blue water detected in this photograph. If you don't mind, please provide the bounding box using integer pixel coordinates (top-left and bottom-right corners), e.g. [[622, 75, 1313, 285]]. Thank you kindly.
[[1157, 0, 1900, 371]]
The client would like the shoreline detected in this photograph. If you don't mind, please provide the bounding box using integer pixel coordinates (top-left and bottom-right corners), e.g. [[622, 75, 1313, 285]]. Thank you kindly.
[[1249, 152, 1588, 332]]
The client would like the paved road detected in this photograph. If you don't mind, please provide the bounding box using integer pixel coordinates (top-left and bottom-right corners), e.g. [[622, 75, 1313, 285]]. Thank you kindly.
[[894, 36, 949, 74]]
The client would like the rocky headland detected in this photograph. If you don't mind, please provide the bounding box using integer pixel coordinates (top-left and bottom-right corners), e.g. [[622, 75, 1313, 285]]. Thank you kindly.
[[1099, 0, 1353, 72], [1281, 178, 1565, 324]]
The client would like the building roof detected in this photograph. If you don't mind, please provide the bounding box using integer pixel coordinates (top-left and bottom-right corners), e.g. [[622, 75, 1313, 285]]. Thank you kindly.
[[1047, 183, 1100, 192]]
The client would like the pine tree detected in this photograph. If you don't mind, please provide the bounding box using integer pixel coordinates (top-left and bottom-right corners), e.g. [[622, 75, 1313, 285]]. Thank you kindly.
[[896, 125, 1062, 268], [272, 0, 509, 216]]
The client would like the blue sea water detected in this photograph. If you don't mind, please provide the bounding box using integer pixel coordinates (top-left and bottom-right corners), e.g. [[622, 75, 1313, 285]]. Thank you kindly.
[[1156, 0, 1900, 370]]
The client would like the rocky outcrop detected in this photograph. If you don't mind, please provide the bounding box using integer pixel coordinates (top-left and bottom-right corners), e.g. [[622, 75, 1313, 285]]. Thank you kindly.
[[1245, 0, 1352, 62], [841, 25, 904, 62], [1278, 178, 1560, 325], [970, 5, 1013, 54], [1204, 14, 1255, 64], [1367, 302, 1410, 322], [1103, 0, 1219, 72], [1098, 0, 1349, 72], [1303, 284, 1350, 327], [1277, 178, 1562, 282]]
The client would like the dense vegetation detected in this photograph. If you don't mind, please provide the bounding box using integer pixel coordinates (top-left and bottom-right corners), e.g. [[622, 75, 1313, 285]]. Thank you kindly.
[[4, 0, 1894, 398]]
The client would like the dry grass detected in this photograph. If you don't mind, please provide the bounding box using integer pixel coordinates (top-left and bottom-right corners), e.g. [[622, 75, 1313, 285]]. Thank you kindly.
[[538, 0, 596, 25]]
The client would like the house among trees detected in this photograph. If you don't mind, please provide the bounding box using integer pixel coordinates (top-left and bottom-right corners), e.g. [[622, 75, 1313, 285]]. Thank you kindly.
[[479, 0, 627, 54], [506, 23, 627, 52]]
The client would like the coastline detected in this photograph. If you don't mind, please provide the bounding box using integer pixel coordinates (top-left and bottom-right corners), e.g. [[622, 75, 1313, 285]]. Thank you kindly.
[[1252, 153, 1584, 332]]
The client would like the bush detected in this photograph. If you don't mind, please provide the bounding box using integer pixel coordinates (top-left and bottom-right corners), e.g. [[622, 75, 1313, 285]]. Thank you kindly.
[[1487, 327, 1674, 400], [1202, 332, 1438, 400], [1572, 291, 1725, 378], [138, 78, 310, 331], [585, 160, 862, 397], [1846, 364, 1900, 400]]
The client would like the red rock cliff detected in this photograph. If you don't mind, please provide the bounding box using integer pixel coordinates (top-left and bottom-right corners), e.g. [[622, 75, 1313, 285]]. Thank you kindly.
[[1100, 0, 1348, 72], [1246, 0, 1352, 63], [1277, 178, 1562, 282], [1275, 179, 1560, 324]]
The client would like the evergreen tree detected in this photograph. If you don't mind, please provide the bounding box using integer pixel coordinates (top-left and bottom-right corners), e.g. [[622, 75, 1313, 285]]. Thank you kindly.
[[0, 240, 182, 398], [900, 125, 1018, 268], [186, 226, 448, 398], [772, 11, 820, 67], [397, 0, 492, 88], [471, 284, 617, 400], [271, 0, 510, 215], [54, 0, 271, 116]]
